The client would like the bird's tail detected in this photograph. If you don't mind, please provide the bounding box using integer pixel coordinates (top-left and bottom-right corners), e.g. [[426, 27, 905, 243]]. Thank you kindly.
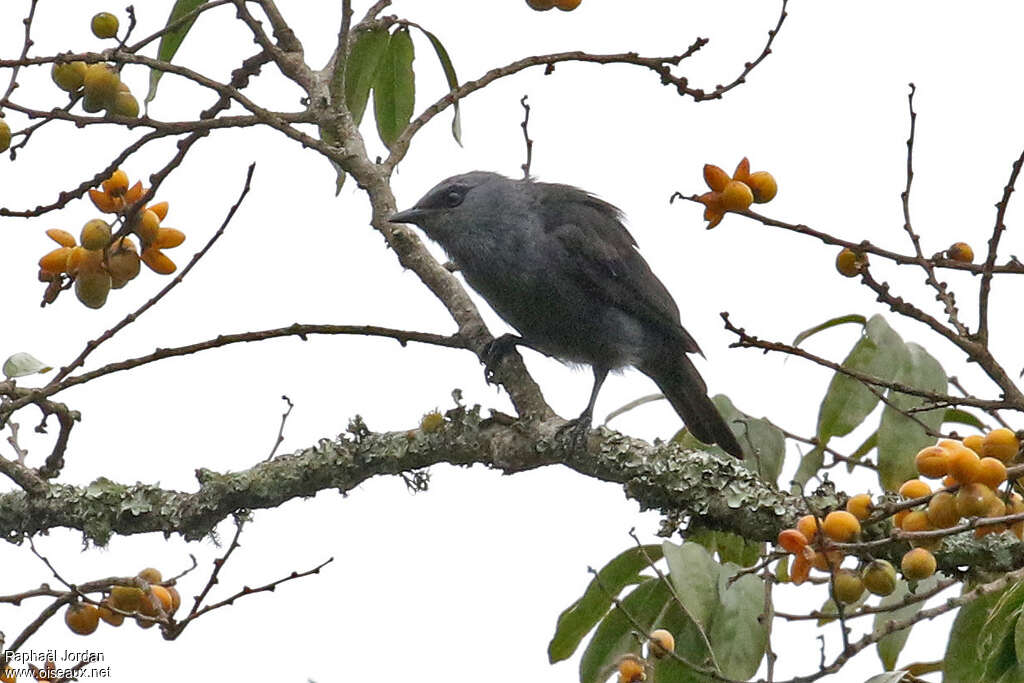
[[639, 354, 744, 458]]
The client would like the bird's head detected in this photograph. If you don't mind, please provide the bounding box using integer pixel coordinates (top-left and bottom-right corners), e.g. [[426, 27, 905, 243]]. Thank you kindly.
[[389, 171, 510, 244]]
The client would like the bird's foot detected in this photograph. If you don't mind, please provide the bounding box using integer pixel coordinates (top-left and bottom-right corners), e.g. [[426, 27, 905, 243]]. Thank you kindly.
[[556, 413, 593, 452], [482, 334, 522, 385]]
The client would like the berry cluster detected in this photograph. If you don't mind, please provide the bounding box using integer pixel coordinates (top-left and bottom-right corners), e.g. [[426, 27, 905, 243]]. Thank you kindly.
[[38, 169, 185, 308], [615, 629, 674, 683], [776, 429, 1021, 604], [836, 241, 974, 278], [697, 158, 777, 228], [64, 567, 181, 637], [50, 12, 139, 118]]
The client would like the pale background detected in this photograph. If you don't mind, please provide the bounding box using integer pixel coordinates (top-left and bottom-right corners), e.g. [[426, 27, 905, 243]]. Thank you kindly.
[[2, 2, 1023, 681]]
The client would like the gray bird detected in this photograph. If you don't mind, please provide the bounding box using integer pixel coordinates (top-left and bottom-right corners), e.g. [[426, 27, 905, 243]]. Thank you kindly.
[[390, 171, 743, 458]]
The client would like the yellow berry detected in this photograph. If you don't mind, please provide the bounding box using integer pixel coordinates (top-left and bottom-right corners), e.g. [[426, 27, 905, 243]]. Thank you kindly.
[[747, 171, 777, 203], [98, 599, 124, 626], [52, 61, 87, 92], [526, 0, 556, 9], [82, 64, 120, 109], [845, 493, 873, 521], [721, 180, 754, 212], [109, 585, 144, 612], [835, 248, 866, 277], [0, 119, 10, 153], [899, 479, 932, 500], [134, 209, 161, 245], [862, 560, 897, 596], [962, 434, 984, 455], [927, 491, 960, 528], [617, 655, 645, 683], [947, 447, 981, 484], [150, 585, 173, 612], [796, 514, 820, 542], [947, 242, 974, 263], [110, 91, 139, 118], [810, 549, 844, 572], [915, 445, 949, 479], [822, 510, 861, 542], [74, 269, 112, 309], [900, 510, 932, 533], [901, 548, 936, 580], [956, 482, 997, 518], [983, 428, 1019, 463], [832, 569, 865, 605], [648, 629, 674, 658], [91, 12, 120, 39], [138, 567, 163, 584], [977, 457, 1008, 490], [554, 0, 582, 8], [80, 219, 111, 250], [167, 586, 181, 614], [65, 603, 100, 635], [975, 497, 1008, 538]]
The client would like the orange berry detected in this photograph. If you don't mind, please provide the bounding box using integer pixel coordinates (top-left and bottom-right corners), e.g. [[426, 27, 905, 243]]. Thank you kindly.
[[900, 510, 932, 533], [956, 482, 997, 518], [832, 569, 864, 605], [98, 599, 124, 626], [554, 0, 582, 10], [134, 209, 160, 245], [65, 603, 100, 635], [796, 515, 820, 542], [747, 171, 778, 203], [975, 497, 1008, 538], [983, 428, 1019, 463], [822, 510, 861, 542], [977, 457, 1007, 490], [703, 164, 730, 192], [45, 228, 77, 247], [948, 447, 982, 484], [901, 548, 936, 580], [617, 655, 645, 683], [141, 247, 176, 274], [947, 242, 974, 263], [893, 509, 909, 528], [926, 491, 960, 528], [862, 560, 897, 596], [942, 475, 957, 488], [721, 180, 754, 212], [899, 479, 932, 500], [648, 629, 674, 658], [777, 528, 809, 554], [962, 434, 984, 455], [155, 227, 185, 249], [791, 553, 811, 585], [836, 248, 866, 277], [915, 445, 949, 478], [845, 493, 873, 521], [167, 586, 181, 614], [150, 585, 173, 612], [525, 0, 556, 9]]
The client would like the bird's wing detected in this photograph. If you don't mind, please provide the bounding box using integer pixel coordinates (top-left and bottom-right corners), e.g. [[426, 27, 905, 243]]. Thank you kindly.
[[538, 183, 702, 354]]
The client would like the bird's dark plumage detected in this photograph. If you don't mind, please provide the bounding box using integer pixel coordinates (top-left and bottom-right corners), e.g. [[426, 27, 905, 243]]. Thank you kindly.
[[390, 171, 743, 457]]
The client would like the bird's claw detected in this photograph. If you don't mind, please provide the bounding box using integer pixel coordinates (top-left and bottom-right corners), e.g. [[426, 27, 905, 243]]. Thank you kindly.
[[556, 413, 593, 452], [482, 334, 521, 385]]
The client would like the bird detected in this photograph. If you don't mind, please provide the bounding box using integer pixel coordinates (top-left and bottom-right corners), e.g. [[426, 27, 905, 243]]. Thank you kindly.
[[389, 171, 743, 458]]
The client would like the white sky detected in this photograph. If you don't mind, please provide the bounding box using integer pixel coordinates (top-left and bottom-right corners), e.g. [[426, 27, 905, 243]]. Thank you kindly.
[[2, 1, 1024, 681]]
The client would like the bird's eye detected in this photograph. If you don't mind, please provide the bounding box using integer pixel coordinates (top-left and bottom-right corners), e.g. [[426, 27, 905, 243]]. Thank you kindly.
[[445, 190, 464, 207]]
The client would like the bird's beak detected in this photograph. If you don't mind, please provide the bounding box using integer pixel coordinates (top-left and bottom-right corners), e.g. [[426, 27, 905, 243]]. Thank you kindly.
[[389, 207, 427, 224]]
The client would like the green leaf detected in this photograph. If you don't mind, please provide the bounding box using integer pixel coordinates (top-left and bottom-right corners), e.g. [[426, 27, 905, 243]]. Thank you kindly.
[[1014, 606, 1024, 663], [145, 0, 205, 105], [650, 601, 711, 683], [578, 578, 672, 683], [792, 313, 867, 346], [663, 541, 719, 630], [372, 27, 415, 149], [712, 395, 785, 484], [708, 569, 768, 679], [945, 588, 1006, 683], [980, 581, 1024, 679], [864, 673, 910, 683], [342, 27, 391, 125], [943, 408, 986, 431], [877, 343, 947, 491], [873, 576, 937, 670], [686, 527, 762, 568], [548, 545, 664, 663], [792, 445, 826, 491], [817, 315, 907, 441], [413, 26, 462, 145]]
